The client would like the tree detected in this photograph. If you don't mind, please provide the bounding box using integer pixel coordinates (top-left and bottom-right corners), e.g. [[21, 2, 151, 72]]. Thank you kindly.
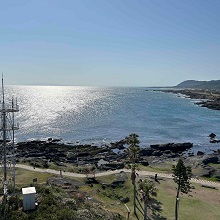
[[125, 133, 140, 215], [138, 179, 157, 220], [172, 158, 192, 220]]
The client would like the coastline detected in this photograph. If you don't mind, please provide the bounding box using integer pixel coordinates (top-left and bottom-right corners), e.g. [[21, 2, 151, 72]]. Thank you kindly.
[[158, 88, 220, 110], [15, 138, 220, 182]]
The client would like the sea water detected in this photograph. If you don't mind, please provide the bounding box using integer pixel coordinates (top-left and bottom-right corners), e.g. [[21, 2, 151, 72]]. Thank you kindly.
[[4, 86, 220, 152]]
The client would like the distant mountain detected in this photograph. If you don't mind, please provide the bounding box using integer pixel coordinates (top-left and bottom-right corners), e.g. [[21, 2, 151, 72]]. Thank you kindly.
[[175, 80, 220, 90], [176, 80, 206, 88]]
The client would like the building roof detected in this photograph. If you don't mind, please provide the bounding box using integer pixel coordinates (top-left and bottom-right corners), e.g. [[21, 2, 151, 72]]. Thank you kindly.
[[22, 187, 36, 195]]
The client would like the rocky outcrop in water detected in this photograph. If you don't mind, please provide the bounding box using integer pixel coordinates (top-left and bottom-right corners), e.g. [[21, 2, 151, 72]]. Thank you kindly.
[[16, 138, 122, 166], [195, 100, 220, 110], [150, 142, 193, 152], [15, 138, 195, 169]]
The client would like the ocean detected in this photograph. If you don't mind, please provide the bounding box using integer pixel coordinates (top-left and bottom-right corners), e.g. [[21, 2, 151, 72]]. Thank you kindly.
[[4, 85, 220, 153]]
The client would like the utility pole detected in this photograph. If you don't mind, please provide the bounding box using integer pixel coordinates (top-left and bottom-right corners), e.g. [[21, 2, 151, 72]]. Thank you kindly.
[[0, 76, 19, 203]]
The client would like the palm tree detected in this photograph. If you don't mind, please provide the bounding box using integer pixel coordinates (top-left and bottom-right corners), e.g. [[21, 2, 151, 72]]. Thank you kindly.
[[138, 179, 157, 220], [125, 133, 140, 215], [125, 133, 140, 165]]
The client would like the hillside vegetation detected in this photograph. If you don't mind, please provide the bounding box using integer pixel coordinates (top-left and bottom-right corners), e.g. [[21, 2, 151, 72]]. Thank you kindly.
[[176, 80, 220, 90]]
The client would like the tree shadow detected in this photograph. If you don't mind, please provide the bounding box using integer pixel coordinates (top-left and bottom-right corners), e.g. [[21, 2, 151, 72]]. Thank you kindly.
[[135, 196, 144, 219], [135, 196, 167, 220], [134, 212, 141, 220], [155, 179, 160, 184], [148, 197, 167, 220]]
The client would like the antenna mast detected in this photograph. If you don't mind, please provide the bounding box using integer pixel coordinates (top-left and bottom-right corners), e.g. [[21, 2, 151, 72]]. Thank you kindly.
[[0, 75, 19, 202]]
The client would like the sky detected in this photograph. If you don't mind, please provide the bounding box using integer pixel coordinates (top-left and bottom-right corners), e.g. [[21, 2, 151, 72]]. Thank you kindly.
[[0, 0, 220, 87]]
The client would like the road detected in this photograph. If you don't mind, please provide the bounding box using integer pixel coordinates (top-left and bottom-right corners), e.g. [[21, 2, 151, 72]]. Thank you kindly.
[[16, 164, 220, 187]]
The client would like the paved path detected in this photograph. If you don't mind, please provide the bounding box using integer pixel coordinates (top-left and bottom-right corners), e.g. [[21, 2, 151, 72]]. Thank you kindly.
[[16, 164, 220, 188]]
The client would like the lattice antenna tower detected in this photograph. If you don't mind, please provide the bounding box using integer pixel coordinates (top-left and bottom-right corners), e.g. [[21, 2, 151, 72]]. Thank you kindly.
[[0, 75, 19, 201]]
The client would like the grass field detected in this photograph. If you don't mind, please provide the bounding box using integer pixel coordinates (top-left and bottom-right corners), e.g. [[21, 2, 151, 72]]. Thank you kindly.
[[73, 171, 220, 220], [15, 168, 54, 187], [87, 175, 220, 220], [3, 166, 220, 220], [139, 162, 175, 174], [155, 179, 220, 220]]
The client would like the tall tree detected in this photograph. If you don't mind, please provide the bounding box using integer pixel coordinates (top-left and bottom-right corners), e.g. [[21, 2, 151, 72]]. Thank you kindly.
[[172, 158, 192, 220], [138, 179, 157, 220], [125, 133, 140, 216]]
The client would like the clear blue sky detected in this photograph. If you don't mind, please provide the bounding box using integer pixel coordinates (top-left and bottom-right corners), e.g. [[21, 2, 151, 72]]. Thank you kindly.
[[0, 0, 219, 86]]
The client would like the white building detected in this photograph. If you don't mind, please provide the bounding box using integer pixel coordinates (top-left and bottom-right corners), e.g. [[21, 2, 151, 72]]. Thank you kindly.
[[22, 187, 36, 211]]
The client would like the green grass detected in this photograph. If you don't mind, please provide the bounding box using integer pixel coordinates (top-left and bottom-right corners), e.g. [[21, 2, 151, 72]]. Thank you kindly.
[[208, 163, 220, 169], [149, 180, 220, 220], [201, 175, 220, 182], [177, 192, 220, 220], [139, 162, 175, 173], [83, 174, 220, 220], [15, 168, 54, 187], [48, 162, 96, 174]]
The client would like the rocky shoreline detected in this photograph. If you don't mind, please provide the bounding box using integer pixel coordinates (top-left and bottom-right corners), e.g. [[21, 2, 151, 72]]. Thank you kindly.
[[158, 89, 220, 110], [15, 138, 220, 180]]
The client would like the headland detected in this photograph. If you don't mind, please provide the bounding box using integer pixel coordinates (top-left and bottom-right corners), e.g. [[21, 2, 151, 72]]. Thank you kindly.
[[159, 89, 220, 110], [154, 79, 220, 111]]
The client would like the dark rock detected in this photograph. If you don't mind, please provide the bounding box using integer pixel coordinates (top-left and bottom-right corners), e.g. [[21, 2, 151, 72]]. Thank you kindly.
[[152, 151, 163, 156], [198, 100, 220, 111], [188, 152, 194, 157], [51, 138, 62, 142], [202, 156, 219, 165], [213, 149, 220, 154], [101, 183, 111, 189], [141, 161, 149, 166], [200, 166, 215, 177], [150, 142, 193, 153], [111, 180, 124, 187], [201, 185, 216, 189], [140, 148, 154, 156], [172, 143, 193, 152], [121, 197, 129, 203], [85, 178, 100, 184], [164, 150, 172, 154], [100, 162, 125, 171], [210, 139, 220, 143], [110, 139, 126, 150], [150, 144, 160, 149], [168, 153, 179, 158], [197, 151, 204, 156], [77, 152, 90, 157], [209, 133, 216, 139]]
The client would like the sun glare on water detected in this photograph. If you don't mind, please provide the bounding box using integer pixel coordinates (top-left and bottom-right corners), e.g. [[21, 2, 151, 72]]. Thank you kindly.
[[6, 86, 107, 139]]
